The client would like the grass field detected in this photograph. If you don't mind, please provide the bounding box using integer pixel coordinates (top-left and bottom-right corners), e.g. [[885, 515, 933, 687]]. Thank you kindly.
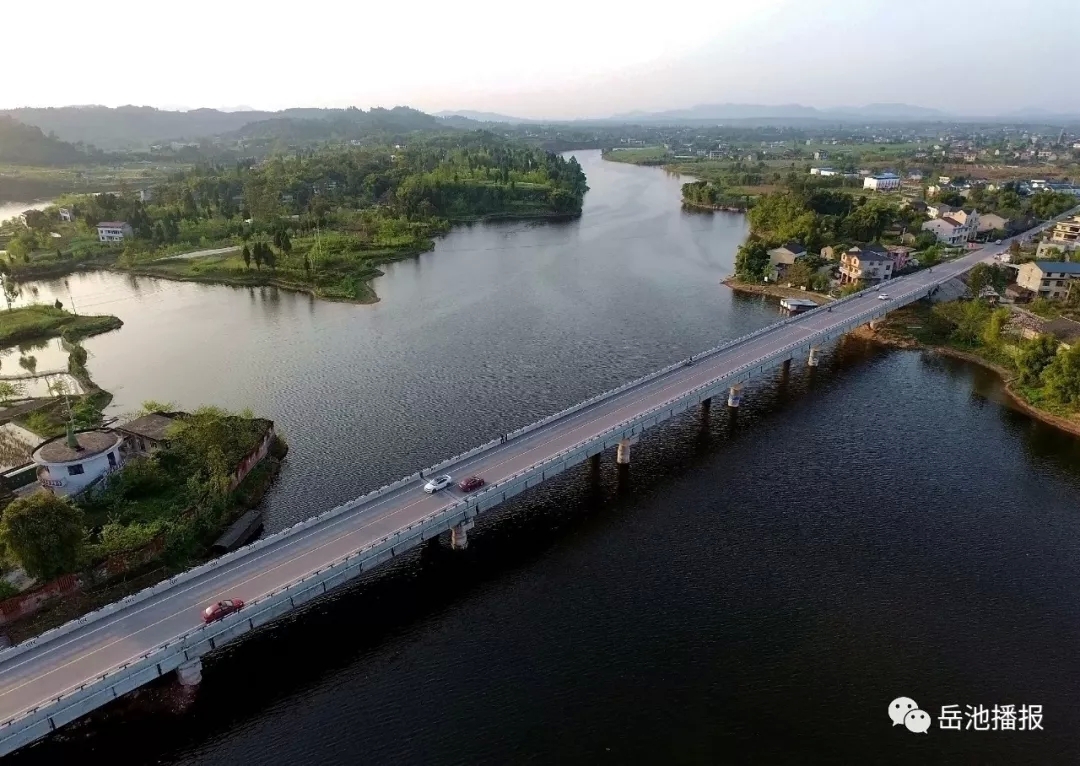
[[0, 305, 122, 348]]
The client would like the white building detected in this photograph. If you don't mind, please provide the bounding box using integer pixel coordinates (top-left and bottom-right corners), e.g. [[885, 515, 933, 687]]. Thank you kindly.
[[58, 208, 74, 222], [863, 173, 901, 191], [96, 221, 133, 242], [33, 429, 124, 497], [921, 217, 976, 246], [809, 167, 839, 177]]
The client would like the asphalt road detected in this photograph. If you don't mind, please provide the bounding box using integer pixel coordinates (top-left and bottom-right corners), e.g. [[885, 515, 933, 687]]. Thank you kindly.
[[0, 230, 1045, 727]]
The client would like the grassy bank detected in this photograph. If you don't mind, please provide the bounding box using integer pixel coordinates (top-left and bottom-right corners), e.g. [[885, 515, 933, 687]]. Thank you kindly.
[[865, 301, 1080, 435], [722, 277, 830, 304], [0, 305, 122, 348]]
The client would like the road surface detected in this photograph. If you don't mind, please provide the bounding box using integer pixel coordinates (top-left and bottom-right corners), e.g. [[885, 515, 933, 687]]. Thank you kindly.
[[0, 235, 1038, 730]]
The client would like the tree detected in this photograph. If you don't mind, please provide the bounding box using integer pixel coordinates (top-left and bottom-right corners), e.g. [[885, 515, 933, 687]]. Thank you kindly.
[[1042, 343, 1080, 404], [0, 492, 84, 580], [54, 298, 63, 310], [734, 238, 771, 282], [2, 275, 19, 311], [784, 259, 814, 288], [967, 263, 1008, 294], [241, 244, 251, 269], [251, 242, 264, 270], [263, 246, 276, 270], [0, 381, 24, 403], [982, 307, 1011, 348], [1016, 334, 1059, 385]]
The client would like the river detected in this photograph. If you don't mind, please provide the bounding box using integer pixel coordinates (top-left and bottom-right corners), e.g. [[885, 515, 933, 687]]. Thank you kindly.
[[0, 200, 52, 226], [9, 151, 1080, 763]]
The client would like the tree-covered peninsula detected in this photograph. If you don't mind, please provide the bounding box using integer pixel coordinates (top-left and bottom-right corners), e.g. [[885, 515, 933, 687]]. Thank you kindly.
[[1, 132, 588, 302]]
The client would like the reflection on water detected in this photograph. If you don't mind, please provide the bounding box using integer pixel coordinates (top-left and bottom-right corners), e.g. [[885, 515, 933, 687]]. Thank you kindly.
[[8, 153, 1080, 765]]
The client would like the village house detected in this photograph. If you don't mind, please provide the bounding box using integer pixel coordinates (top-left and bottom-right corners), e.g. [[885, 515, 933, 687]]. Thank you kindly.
[[58, 208, 74, 222], [766, 242, 807, 280], [977, 212, 1010, 234], [922, 216, 976, 246], [115, 412, 179, 456], [863, 172, 901, 192], [839, 245, 893, 284], [95, 221, 133, 242], [33, 429, 124, 497], [926, 202, 957, 219], [1050, 214, 1080, 245], [885, 245, 916, 272], [1016, 261, 1080, 300]]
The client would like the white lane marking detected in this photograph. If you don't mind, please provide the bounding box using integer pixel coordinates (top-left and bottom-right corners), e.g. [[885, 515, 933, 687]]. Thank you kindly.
[[0, 245, 1011, 711]]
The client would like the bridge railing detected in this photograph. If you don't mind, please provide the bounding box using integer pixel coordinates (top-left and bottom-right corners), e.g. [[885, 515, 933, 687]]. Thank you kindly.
[[0, 272, 975, 734], [0, 268, 929, 674]]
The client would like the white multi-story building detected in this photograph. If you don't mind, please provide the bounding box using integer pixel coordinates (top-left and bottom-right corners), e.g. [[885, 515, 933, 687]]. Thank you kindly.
[[96, 221, 133, 242], [921, 217, 976, 246], [863, 172, 901, 191]]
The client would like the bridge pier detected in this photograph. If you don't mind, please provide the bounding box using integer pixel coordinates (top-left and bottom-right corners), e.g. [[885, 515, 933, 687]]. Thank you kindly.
[[590, 453, 601, 471], [782, 358, 791, 373], [727, 385, 743, 408], [176, 658, 203, 686], [451, 519, 475, 550], [616, 438, 632, 465], [807, 346, 820, 367], [701, 397, 712, 414]]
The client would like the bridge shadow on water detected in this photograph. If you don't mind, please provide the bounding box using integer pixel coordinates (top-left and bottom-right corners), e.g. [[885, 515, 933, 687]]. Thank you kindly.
[[9, 337, 912, 765]]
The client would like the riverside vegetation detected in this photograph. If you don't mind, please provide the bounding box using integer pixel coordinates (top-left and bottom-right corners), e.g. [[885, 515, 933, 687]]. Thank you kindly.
[[0, 406, 287, 637], [0, 132, 588, 303]]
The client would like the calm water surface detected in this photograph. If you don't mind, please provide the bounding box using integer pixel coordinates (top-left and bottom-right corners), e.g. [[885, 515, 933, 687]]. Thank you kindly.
[[9, 152, 1080, 764]]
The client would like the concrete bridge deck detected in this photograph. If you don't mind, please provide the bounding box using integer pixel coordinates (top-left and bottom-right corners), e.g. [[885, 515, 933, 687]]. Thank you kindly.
[[0, 212, 1070, 756]]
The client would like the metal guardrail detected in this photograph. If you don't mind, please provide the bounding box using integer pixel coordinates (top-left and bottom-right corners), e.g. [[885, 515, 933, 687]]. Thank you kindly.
[[6, 216, 1073, 741], [0, 278, 941, 735]]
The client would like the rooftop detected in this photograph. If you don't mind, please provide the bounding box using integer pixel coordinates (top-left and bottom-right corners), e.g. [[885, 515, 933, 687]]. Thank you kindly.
[[115, 412, 178, 442], [96, 221, 129, 229], [33, 430, 122, 464], [1033, 261, 1080, 274]]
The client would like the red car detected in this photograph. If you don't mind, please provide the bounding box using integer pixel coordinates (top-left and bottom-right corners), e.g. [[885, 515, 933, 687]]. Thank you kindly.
[[458, 476, 485, 492], [202, 598, 244, 623]]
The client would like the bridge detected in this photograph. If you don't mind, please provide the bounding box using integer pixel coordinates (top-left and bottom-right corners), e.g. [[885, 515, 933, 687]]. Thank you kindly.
[[0, 216, 1067, 756]]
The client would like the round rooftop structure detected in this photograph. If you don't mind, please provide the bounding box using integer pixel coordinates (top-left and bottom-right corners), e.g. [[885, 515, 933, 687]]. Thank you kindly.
[[33, 430, 123, 465]]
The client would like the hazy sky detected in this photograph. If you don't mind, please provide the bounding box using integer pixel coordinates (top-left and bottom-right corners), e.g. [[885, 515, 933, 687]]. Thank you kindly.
[[5, 0, 1078, 117]]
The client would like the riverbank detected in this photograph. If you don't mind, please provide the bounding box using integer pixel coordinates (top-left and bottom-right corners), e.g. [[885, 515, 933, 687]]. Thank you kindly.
[[721, 276, 830, 305], [0, 305, 122, 348], [853, 318, 1080, 439]]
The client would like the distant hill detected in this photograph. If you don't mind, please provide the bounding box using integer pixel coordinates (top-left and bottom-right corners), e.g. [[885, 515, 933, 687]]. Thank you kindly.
[[608, 102, 949, 124], [229, 107, 448, 141], [0, 105, 451, 150], [435, 110, 534, 124], [0, 116, 107, 165]]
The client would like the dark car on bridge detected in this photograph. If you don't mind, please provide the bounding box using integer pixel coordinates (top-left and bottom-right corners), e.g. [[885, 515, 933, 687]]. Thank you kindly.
[[203, 598, 244, 623], [458, 476, 485, 492]]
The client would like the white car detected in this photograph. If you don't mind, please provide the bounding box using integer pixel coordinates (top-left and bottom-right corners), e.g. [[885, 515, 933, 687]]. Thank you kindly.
[[995, 239, 1002, 245], [423, 475, 452, 493], [877, 293, 889, 300]]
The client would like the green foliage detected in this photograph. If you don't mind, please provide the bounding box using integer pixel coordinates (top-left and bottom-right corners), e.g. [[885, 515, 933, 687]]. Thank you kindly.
[[0, 116, 107, 166], [784, 259, 814, 288], [734, 238, 771, 282], [967, 263, 1009, 295], [1017, 334, 1060, 385], [1042, 343, 1080, 404], [0, 305, 121, 348], [748, 192, 819, 247], [982, 307, 1011, 348], [0, 493, 84, 580], [0, 381, 24, 402], [839, 280, 866, 297]]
